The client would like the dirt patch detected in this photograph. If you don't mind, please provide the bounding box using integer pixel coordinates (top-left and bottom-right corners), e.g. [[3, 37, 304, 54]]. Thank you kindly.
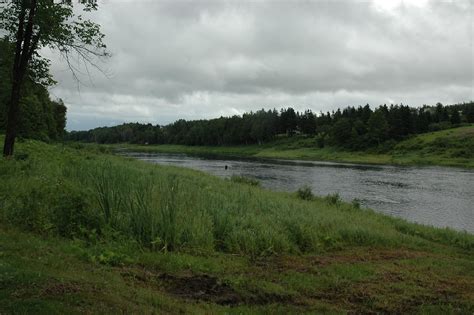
[[160, 273, 295, 306], [458, 128, 474, 137], [40, 282, 83, 296], [159, 274, 242, 306], [310, 248, 429, 267], [121, 267, 294, 306], [257, 248, 431, 273], [121, 267, 158, 285], [310, 267, 474, 314]]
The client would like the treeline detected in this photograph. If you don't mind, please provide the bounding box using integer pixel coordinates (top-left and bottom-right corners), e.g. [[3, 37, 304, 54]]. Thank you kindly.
[[68, 101, 474, 150], [0, 38, 67, 141]]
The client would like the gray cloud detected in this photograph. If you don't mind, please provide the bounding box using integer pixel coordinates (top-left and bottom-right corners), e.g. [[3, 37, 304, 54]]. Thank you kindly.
[[43, 0, 473, 130]]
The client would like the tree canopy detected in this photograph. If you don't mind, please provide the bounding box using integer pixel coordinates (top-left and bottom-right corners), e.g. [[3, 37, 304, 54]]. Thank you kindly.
[[0, 38, 66, 140], [67, 102, 474, 150]]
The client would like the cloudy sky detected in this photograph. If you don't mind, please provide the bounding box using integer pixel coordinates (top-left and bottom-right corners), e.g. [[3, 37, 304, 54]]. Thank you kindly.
[[44, 0, 473, 131]]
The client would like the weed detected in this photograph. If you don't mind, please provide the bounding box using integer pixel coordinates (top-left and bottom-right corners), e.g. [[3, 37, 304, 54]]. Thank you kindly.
[[296, 186, 314, 201], [325, 193, 341, 205], [352, 199, 361, 209]]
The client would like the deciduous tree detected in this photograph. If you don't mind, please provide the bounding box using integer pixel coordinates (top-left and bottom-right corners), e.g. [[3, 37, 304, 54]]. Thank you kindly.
[[0, 0, 108, 156]]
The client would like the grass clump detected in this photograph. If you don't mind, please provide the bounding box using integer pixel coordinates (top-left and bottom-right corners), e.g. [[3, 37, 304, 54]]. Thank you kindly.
[[352, 198, 361, 209], [296, 185, 314, 201], [324, 193, 342, 205]]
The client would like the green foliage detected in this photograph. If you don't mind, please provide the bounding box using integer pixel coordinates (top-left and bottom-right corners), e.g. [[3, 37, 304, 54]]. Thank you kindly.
[[1, 138, 474, 258], [330, 118, 354, 147], [450, 109, 461, 125], [1, 139, 474, 314], [325, 193, 342, 205], [296, 185, 314, 201], [1, 224, 473, 314], [89, 250, 133, 266], [0, 0, 107, 85], [0, 38, 67, 140], [67, 102, 474, 153], [394, 126, 474, 161], [117, 124, 474, 169], [367, 109, 389, 145], [0, 0, 107, 154], [1, 174, 99, 237], [352, 198, 361, 209]]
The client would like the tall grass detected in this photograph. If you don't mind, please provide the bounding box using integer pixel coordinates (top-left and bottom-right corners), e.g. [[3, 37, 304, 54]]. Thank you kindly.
[[1, 139, 473, 258]]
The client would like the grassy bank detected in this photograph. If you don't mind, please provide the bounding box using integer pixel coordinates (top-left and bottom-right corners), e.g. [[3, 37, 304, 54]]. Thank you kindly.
[[111, 125, 474, 168], [1, 138, 474, 313]]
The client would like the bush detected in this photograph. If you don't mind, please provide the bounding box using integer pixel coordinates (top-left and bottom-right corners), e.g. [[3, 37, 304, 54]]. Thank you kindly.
[[2, 177, 97, 237], [296, 186, 314, 201], [50, 181, 99, 237], [315, 134, 325, 148], [325, 193, 341, 205], [352, 199, 361, 209]]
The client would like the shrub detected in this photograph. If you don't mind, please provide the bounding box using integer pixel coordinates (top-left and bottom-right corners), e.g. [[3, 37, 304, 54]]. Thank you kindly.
[[296, 186, 314, 201], [2, 177, 97, 237], [50, 181, 99, 237], [325, 193, 341, 205], [352, 199, 361, 209]]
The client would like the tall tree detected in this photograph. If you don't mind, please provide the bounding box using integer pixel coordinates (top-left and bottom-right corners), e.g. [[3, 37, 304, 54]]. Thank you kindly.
[[450, 108, 461, 125], [280, 107, 297, 135], [367, 109, 389, 145], [331, 118, 353, 146], [0, 0, 108, 156]]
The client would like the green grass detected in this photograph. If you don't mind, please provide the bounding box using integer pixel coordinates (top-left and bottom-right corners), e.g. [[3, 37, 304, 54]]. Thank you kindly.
[[110, 125, 474, 168], [1, 137, 474, 313]]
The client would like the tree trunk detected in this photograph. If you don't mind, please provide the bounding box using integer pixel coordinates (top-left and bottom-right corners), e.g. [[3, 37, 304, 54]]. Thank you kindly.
[[3, 0, 37, 157], [3, 75, 23, 157]]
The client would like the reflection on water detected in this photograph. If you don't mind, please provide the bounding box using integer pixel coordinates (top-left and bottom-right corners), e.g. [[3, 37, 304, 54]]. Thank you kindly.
[[126, 152, 474, 233]]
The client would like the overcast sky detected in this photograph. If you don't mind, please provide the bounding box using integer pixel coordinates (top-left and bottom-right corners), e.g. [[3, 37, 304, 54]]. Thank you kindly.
[[43, 0, 473, 131]]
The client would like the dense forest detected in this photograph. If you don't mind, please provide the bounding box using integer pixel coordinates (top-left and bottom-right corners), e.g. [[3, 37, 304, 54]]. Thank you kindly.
[[0, 38, 67, 141], [68, 102, 474, 150]]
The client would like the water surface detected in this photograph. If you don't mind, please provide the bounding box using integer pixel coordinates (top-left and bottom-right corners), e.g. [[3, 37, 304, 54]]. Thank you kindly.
[[126, 152, 474, 233]]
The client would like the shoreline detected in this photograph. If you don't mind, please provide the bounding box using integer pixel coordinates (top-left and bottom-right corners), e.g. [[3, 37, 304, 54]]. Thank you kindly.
[[108, 142, 474, 169]]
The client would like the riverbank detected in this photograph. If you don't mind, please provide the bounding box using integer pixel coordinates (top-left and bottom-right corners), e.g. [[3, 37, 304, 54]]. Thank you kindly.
[[1, 138, 474, 313], [109, 125, 474, 168]]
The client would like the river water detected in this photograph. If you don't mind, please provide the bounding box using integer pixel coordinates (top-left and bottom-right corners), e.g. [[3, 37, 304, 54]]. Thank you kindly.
[[127, 152, 474, 233]]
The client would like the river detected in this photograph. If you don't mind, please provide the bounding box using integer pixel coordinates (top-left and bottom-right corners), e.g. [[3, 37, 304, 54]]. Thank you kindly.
[[126, 152, 474, 233]]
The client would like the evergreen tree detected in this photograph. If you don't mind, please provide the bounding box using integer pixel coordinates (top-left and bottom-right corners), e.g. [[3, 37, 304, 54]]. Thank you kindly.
[[280, 107, 298, 135], [450, 109, 461, 125], [331, 118, 353, 146], [367, 109, 389, 145]]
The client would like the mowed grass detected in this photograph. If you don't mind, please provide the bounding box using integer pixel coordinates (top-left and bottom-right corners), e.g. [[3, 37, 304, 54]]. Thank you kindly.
[[1, 137, 473, 313], [112, 125, 474, 168]]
